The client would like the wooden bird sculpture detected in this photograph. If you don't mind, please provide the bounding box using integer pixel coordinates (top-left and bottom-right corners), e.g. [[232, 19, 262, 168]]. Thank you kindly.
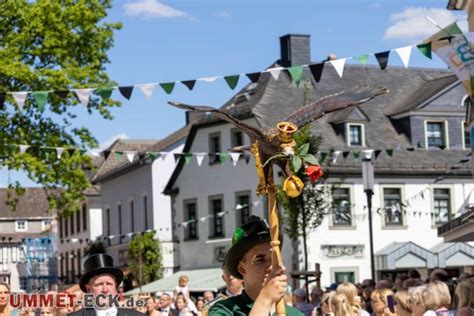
[[169, 84, 387, 315]]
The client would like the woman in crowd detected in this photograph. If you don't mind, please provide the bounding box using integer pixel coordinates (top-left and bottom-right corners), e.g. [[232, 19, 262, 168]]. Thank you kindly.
[[393, 290, 411, 316], [409, 285, 427, 316], [336, 283, 368, 316], [330, 293, 357, 316], [420, 281, 452, 315], [39, 306, 57, 316], [175, 295, 196, 316], [455, 279, 473, 316], [195, 297, 205, 316], [370, 288, 395, 316], [312, 291, 335, 316], [0, 282, 19, 316]]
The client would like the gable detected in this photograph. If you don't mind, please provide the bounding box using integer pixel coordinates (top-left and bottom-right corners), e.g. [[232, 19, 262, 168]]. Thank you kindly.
[[419, 81, 466, 112], [395, 253, 427, 268]]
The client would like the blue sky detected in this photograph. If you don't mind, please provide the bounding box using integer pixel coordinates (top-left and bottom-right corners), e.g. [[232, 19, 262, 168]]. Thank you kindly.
[[0, 0, 469, 186]]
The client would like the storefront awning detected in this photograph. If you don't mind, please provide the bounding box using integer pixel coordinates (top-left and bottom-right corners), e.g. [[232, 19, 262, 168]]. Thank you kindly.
[[124, 267, 225, 295], [431, 242, 474, 267], [375, 242, 436, 270]]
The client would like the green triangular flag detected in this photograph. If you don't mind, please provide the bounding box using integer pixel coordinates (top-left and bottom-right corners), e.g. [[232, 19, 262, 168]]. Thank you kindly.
[[224, 75, 240, 90], [385, 149, 393, 157], [95, 87, 113, 100], [184, 153, 193, 165], [114, 151, 123, 161], [355, 55, 369, 65], [218, 153, 229, 164], [33, 91, 48, 111], [148, 152, 160, 161], [417, 42, 432, 59], [352, 151, 361, 160], [287, 66, 304, 87], [79, 149, 87, 156], [320, 152, 328, 163], [160, 82, 175, 94]]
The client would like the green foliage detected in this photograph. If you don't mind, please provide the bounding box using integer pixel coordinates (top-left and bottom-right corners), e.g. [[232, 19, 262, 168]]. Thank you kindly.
[[128, 232, 163, 285], [0, 1, 122, 215]]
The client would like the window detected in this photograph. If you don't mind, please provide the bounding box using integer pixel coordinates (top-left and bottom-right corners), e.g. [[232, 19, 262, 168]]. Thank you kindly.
[[231, 129, 244, 148], [76, 207, 81, 233], [184, 201, 198, 240], [59, 218, 64, 238], [76, 249, 81, 278], [130, 200, 135, 232], [209, 132, 221, 165], [347, 124, 364, 147], [210, 197, 224, 237], [15, 220, 27, 232], [383, 188, 403, 226], [118, 204, 122, 243], [335, 272, 355, 283], [65, 251, 69, 282], [82, 203, 87, 231], [143, 195, 148, 231], [434, 189, 451, 224], [332, 188, 352, 226], [106, 208, 111, 246], [463, 121, 471, 150], [426, 122, 446, 148], [236, 193, 251, 226], [64, 218, 68, 237], [42, 220, 50, 232], [70, 213, 75, 235]]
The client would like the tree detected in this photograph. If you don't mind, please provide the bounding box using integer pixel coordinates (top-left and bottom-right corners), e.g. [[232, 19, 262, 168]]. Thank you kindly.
[[0, 1, 122, 215], [128, 232, 162, 287]]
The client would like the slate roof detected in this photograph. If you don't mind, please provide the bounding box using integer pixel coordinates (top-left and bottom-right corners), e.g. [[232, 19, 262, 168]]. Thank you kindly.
[[164, 63, 471, 192], [0, 188, 55, 219]]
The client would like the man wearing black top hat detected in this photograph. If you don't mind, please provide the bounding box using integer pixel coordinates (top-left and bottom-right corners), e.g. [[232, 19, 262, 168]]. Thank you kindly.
[[209, 216, 302, 315], [68, 254, 145, 316]]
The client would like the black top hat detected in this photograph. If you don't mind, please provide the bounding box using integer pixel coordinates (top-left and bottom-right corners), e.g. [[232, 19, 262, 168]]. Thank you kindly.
[[79, 254, 124, 292], [225, 216, 279, 280]]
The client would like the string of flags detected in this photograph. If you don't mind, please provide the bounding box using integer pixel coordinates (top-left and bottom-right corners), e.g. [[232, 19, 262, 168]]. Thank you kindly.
[[0, 39, 441, 111]]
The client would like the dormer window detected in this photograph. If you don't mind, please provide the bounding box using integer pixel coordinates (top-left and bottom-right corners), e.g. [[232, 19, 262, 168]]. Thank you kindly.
[[231, 129, 244, 148], [346, 123, 365, 147], [426, 121, 448, 149], [209, 132, 221, 165], [16, 220, 27, 232]]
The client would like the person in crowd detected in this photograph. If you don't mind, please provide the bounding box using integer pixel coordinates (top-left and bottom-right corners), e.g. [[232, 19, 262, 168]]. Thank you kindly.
[[0, 282, 19, 316], [202, 292, 214, 304], [455, 279, 473, 316], [336, 282, 368, 316], [375, 279, 392, 290], [20, 307, 36, 316], [457, 273, 472, 283], [429, 269, 449, 283], [174, 296, 195, 316], [159, 293, 179, 316], [360, 279, 375, 314], [209, 216, 303, 315], [40, 306, 57, 316], [311, 291, 335, 316], [145, 297, 163, 316], [393, 290, 411, 316], [174, 276, 190, 303], [370, 288, 395, 316], [330, 293, 356, 316], [401, 278, 417, 290], [195, 298, 205, 315], [394, 274, 408, 292], [408, 285, 427, 316], [292, 288, 314, 316], [420, 281, 453, 315], [68, 254, 144, 316], [310, 287, 322, 309]]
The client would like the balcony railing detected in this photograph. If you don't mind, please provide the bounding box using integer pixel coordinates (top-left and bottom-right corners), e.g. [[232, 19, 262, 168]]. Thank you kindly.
[[438, 209, 474, 236]]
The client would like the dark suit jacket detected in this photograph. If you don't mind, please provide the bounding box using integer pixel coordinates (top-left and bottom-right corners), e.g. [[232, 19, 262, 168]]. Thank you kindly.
[[68, 308, 145, 316], [162, 308, 179, 316]]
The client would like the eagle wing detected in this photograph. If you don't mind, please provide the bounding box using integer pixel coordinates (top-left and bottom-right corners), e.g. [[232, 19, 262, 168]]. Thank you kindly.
[[285, 85, 388, 128], [168, 101, 265, 140]]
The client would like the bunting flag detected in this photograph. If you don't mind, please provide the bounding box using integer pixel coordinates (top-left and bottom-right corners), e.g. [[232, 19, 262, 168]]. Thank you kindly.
[[173, 153, 181, 163], [374, 150, 382, 159], [374, 51, 390, 70], [19, 145, 29, 154], [330, 58, 346, 78], [12, 92, 28, 109], [126, 151, 135, 163], [160, 152, 168, 161], [184, 153, 193, 164], [55, 91, 69, 99], [114, 151, 123, 161], [195, 153, 205, 166], [352, 150, 361, 160], [268, 67, 283, 80], [160, 82, 175, 94], [230, 153, 241, 166], [287, 66, 304, 87], [181, 80, 196, 90], [74, 88, 94, 107], [200, 76, 219, 82], [355, 54, 369, 65], [224, 75, 240, 90], [118, 86, 134, 100], [138, 83, 155, 99], [218, 153, 229, 164], [246, 72, 261, 83], [363, 149, 374, 160], [148, 152, 160, 161], [385, 149, 394, 157], [417, 42, 432, 59], [309, 63, 325, 82], [95, 87, 113, 100], [332, 151, 341, 164], [56, 148, 65, 159], [395, 46, 412, 68], [33, 91, 49, 111]]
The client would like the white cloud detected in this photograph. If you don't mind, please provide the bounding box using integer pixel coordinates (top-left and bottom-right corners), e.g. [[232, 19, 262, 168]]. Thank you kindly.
[[383, 7, 467, 43], [215, 11, 231, 18], [97, 133, 129, 151], [123, 0, 188, 19]]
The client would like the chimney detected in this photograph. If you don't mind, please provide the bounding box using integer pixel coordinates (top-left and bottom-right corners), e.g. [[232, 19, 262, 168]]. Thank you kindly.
[[279, 34, 311, 67]]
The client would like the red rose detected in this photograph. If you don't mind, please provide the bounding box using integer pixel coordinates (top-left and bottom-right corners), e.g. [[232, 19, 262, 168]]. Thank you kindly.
[[305, 164, 323, 185]]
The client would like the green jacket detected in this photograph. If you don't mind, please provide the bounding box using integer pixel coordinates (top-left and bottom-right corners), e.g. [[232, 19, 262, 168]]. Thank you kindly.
[[209, 291, 303, 316]]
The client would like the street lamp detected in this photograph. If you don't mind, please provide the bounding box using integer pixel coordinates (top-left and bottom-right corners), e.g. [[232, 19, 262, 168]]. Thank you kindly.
[[362, 156, 375, 281]]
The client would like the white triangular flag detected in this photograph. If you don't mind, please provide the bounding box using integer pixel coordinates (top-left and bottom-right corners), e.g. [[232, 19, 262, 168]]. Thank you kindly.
[[182, 222, 188, 228], [230, 153, 241, 166], [56, 148, 65, 159], [19, 145, 29, 154], [268, 67, 283, 80], [195, 153, 205, 166], [395, 46, 412, 68], [200, 76, 219, 82], [363, 149, 374, 160], [199, 216, 208, 222], [126, 151, 136, 163], [253, 200, 261, 206], [71, 238, 79, 244], [138, 83, 155, 99], [329, 58, 347, 78], [74, 89, 94, 107], [217, 211, 225, 217], [236, 204, 243, 210], [126, 232, 134, 238], [160, 152, 168, 161], [12, 92, 28, 110], [332, 151, 341, 164]]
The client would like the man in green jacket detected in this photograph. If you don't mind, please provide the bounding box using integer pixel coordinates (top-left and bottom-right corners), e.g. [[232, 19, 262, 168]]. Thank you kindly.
[[209, 216, 303, 316]]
